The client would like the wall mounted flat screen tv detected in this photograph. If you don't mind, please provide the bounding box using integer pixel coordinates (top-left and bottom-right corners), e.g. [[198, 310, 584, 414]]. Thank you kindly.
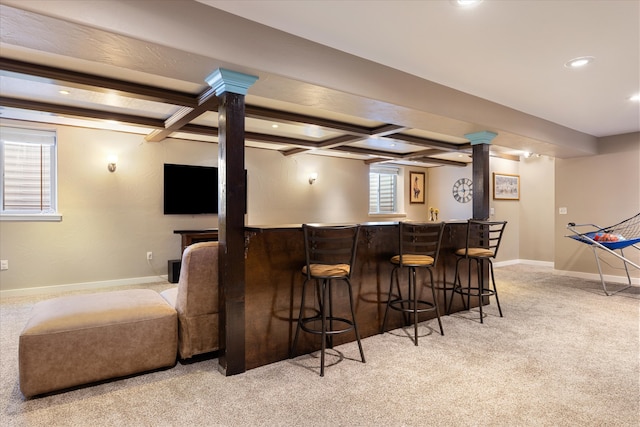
[[163, 163, 218, 215]]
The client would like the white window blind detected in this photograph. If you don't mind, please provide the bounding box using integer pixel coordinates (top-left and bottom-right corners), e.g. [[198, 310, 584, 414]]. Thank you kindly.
[[369, 166, 399, 214], [1, 126, 57, 215]]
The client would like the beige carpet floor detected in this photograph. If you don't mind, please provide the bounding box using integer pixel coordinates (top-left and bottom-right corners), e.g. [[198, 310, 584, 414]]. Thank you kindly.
[[1, 264, 638, 426]]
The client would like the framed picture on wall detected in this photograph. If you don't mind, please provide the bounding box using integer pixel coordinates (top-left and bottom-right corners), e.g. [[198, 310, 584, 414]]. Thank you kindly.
[[493, 173, 520, 200], [409, 171, 425, 204]]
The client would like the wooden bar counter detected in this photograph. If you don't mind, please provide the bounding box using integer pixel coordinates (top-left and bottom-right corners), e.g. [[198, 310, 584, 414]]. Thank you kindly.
[[243, 221, 478, 370]]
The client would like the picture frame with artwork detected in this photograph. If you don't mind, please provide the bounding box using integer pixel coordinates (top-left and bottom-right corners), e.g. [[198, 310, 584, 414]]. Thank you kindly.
[[493, 173, 520, 200], [409, 171, 425, 204]]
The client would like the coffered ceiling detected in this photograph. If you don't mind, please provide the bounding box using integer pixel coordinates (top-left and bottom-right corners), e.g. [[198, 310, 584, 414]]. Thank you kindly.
[[1, 0, 638, 168]]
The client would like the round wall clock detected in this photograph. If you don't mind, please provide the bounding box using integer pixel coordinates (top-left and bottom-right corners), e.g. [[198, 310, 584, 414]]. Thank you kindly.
[[452, 178, 473, 203]]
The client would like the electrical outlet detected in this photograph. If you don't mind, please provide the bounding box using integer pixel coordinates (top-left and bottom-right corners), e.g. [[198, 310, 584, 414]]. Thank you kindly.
[[147, 252, 153, 261], [0, 260, 8, 270], [559, 207, 568, 215]]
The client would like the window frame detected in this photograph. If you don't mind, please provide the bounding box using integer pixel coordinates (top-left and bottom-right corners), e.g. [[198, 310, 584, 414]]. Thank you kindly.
[[369, 166, 402, 216], [0, 126, 61, 222]]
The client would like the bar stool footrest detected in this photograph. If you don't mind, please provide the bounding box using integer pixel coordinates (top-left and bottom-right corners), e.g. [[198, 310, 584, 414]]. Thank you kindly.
[[454, 287, 496, 298], [300, 316, 355, 336], [388, 298, 438, 314]]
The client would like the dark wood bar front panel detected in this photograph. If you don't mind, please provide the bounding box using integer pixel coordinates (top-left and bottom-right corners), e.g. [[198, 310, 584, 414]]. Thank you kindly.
[[243, 222, 477, 370]]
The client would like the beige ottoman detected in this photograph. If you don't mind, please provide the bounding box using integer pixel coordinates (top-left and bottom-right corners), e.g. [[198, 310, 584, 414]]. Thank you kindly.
[[19, 289, 177, 398]]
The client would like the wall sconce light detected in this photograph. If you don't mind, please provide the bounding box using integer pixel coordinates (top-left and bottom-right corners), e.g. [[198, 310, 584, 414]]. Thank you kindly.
[[107, 155, 118, 172], [308, 172, 318, 185]]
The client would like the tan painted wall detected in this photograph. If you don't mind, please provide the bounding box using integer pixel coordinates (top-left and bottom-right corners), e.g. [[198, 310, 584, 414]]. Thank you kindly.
[[0, 123, 218, 291], [555, 133, 640, 277], [428, 153, 556, 265], [518, 155, 555, 262], [487, 157, 520, 263], [426, 164, 473, 222], [0, 121, 427, 292], [427, 157, 523, 263], [2, 121, 634, 293]]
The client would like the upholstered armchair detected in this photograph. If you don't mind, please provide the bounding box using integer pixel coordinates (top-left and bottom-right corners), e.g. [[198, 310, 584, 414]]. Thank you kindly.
[[161, 241, 219, 359]]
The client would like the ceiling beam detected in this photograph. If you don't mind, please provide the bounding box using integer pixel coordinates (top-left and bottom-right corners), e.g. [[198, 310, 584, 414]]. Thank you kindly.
[[491, 152, 520, 162], [407, 157, 468, 167], [364, 157, 395, 165], [362, 148, 468, 167], [245, 132, 317, 147], [245, 105, 372, 136], [172, 123, 218, 136], [166, 123, 318, 149], [0, 96, 165, 128], [404, 148, 449, 158], [145, 87, 220, 142], [279, 134, 365, 156], [369, 124, 409, 136], [280, 147, 308, 156], [315, 134, 363, 149], [0, 57, 198, 107], [390, 133, 465, 151], [332, 145, 400, 157]]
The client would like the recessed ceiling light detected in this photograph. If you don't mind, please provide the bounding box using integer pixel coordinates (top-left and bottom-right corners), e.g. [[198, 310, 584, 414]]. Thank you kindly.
[[564, 56, 595, 68], [58, 90, 70, 95], [271, 124, 279, 129], [630, 93, 640, 102], [450, 0, 483, 7]]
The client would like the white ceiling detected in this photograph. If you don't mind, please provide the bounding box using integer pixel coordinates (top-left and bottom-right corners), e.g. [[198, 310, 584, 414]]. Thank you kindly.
[[201, 0, 639, 138]]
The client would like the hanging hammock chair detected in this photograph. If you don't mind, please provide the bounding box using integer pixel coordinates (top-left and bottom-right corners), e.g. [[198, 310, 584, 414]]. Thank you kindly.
[[567, 212, 640, 295]]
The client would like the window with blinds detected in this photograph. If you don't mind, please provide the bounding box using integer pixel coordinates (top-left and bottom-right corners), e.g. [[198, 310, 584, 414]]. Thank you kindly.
[[1, 126, 57, 216], [369, 166, 399, 214]]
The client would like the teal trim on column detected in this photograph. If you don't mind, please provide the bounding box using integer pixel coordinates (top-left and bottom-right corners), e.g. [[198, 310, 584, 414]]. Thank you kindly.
[[206, 68, 258, 96], [465, 131, 497, 145]]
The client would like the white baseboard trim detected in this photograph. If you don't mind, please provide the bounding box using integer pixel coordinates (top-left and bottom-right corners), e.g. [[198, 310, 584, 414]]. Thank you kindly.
[[495, 259, 639, 286], [553, 269, 640, 286], [0, 275, 169, 299], [494, 259, 554, 268]]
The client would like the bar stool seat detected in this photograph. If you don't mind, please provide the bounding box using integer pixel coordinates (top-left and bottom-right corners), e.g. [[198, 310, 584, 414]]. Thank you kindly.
[[457, 248, 494, 257], [290, 224, 365, 376], [448, 219, 507, 323], [304, 263, 350, 276], [391, 254, 434, 265], [381, 221, 445, 345]]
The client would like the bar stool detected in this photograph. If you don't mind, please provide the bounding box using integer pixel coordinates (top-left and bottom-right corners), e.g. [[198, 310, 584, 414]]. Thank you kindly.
[[448, 219, 507, 323], [381, 221, 445, 345], [290, 224, 365, 376]]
